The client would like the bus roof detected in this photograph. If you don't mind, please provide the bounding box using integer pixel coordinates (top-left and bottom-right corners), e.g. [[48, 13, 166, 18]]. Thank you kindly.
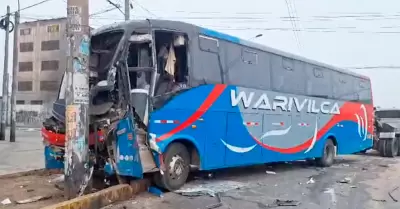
[[93, 19, 370, 80]]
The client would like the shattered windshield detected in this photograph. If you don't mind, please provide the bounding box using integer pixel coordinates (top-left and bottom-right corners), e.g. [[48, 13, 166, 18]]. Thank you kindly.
[[90, 30, 124, 74]]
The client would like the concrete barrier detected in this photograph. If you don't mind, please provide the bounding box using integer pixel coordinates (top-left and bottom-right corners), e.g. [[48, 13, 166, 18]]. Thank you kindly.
[[41, 179, 150, 209]]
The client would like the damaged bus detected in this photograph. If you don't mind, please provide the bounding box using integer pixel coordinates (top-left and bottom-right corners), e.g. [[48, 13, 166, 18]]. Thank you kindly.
[[42, 19, 374, 191]]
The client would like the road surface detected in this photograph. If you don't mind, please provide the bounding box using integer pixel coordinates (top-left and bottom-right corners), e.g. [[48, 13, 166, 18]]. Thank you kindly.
[[105, 151, 400, 209], [0, 129, 43, 175]]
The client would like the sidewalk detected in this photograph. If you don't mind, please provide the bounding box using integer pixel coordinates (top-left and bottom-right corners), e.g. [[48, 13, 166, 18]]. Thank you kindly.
[[0, 128, 44, 176]]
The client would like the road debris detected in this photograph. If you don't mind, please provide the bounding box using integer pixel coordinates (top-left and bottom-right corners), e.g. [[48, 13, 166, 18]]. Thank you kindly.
[[306, 177, 315, 184], [337, 177, 352, 184], [274, 199, 301, 206], [388, 186, 399, 202], [16, 195, 52, 204], [174, 180, 247, 197], [148, 186, 163, 197], [49, 174, 64, 183], [1, 198, 12, 205], [266, 171, 277, 175], [379, 164, 390, 168], [206, 193, 223, 209], [372, 199, 386, 202]]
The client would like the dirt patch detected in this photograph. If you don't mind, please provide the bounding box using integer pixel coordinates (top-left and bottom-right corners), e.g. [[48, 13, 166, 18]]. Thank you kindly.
[[0, 171, 65, 209]]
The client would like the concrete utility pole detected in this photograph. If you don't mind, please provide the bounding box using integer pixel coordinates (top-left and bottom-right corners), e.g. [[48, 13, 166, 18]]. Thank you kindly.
[[10, 10, 20, 143], [65, 0, 92, 199], [0, 6, 11, 141], [125, 0, 130, 20]]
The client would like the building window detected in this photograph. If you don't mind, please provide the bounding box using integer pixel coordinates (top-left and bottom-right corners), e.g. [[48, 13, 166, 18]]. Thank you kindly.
[[30, 100, 43, 105], [41, 60, 59, 71], [19, 62, 33, 72], [40, 81, 58, 91], [47, 25, 60, 33], [41, 40, 59, 51], [20, 28, 31, 36], [20, 42, 34, 52], [18, 81, 33, 91], [16, 100, 25, 104]]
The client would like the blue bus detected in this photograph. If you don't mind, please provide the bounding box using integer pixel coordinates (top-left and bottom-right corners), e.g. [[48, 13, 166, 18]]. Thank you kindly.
[[42, 19, 374, 191]]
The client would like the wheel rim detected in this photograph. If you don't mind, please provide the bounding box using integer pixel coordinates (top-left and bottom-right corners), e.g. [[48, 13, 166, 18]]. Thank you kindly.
[[325, 144, 333, 162], [169, 155, 185, 180]]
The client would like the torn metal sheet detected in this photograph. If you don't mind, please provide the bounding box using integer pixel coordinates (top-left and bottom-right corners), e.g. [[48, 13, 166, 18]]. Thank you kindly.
[[174, 180, 247, 197]]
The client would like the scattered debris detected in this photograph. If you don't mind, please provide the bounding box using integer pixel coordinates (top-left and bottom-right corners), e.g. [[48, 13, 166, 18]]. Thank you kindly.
[[174, 180, 247, 197], [148, 186, 163, 197], [274, 199, 301, 206], [49, 174, 64, 183], [1, 198, 12, 205], [372, 199, 386, 202], [379, 164, 389, 168], [26, 189, 35, 192], [206, 193, 223, 209], [388, 186, 399, 202], [16, 195, 52, 204], [306, 177, 315, 184], [350, 185, 357, 188], [266, 171, 277, 175], [19, 185, 27, 188], [324, 188, 337, 205], [337, 177, 352, 184], [341, 164, 350, 167], [362, 167, 368, 171]]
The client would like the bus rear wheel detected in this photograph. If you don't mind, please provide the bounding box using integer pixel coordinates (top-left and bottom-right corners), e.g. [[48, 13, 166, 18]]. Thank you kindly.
[[316, 139, 335, 167], [154, 142, 190, 191], [384, 138, 399, 157]]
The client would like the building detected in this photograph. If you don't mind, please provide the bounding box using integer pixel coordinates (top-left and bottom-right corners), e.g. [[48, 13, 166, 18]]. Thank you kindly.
[[16, 18, 67, 106]]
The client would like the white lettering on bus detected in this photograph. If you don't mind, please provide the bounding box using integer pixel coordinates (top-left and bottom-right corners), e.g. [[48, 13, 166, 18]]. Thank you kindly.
[[230, 90, 340, 115]]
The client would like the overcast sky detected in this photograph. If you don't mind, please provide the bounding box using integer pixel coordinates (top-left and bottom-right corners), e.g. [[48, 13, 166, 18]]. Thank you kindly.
[[1, 0, 399, 108]]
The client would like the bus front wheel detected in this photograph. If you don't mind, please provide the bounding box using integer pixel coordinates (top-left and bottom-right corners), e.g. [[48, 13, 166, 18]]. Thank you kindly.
[[154, 142, 190, 191], [316, 139, 335, 167]]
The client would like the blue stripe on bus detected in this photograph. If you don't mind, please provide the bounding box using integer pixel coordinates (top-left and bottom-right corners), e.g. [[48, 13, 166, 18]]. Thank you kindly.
[[200, 28, 240, 44]]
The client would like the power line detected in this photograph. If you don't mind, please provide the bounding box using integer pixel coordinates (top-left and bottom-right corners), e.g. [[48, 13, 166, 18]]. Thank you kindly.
[[105, 0, 124, 16], [1, 0, 54, 18], [130, 0, 158, 18]]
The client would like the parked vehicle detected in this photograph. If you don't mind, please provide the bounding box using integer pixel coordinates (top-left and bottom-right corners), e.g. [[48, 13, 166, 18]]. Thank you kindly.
[[372, 108, 400, 157]]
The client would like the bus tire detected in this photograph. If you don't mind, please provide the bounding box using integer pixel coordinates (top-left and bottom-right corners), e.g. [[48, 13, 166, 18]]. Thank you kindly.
[[316, 139, 335, 167], [378, 140, 386, 157], [154, 142, 190, 191], [397, 137, 400, 156], [384, 138, 398, 157]]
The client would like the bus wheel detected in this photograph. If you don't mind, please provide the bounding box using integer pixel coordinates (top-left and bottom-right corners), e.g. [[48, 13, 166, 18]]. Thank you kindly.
[[316, 139, 335, 167], [397, 137, 400, 156], [154, 142, 190, 191], [378, 140, 386, 157], [384, 138, 399, 157]]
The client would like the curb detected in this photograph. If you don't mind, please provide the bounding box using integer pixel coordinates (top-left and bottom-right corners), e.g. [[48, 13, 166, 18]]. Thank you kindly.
[[0, 168, 62, 179], [16, 127, 41, 131], [42, 179, 150, 209]]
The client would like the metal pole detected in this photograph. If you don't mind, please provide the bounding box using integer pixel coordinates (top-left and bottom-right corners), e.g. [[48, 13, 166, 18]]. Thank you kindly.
[[10, 11, 19, 143], [125, 0, 130, 20], [65, 0, 91, 199], [0, 6, 11, 141]]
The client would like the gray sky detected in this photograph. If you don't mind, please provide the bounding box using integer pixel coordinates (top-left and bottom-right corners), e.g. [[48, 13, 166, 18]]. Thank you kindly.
[[0, 0, 399, 107]]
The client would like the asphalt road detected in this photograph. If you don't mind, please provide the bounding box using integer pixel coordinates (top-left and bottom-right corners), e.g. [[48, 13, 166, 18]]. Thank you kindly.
[[105, 151, 400, 209]]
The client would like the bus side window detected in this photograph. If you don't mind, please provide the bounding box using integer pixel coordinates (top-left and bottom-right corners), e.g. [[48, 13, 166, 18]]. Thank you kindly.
[[305, 65, 332, 99], [241, 49, 258, 65], [356, 79, 372, 104], [195, 35, 222, 84], [332, 72, 356, 101], [271, 56, 305, 95]]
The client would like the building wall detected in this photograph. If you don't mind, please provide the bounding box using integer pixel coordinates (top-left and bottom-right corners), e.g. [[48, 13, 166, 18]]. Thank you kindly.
[[16, 18, 67, 106]]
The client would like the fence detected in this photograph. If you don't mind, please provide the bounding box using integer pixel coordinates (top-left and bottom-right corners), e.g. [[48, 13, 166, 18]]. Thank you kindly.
[[15, 104, 52, 129]]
